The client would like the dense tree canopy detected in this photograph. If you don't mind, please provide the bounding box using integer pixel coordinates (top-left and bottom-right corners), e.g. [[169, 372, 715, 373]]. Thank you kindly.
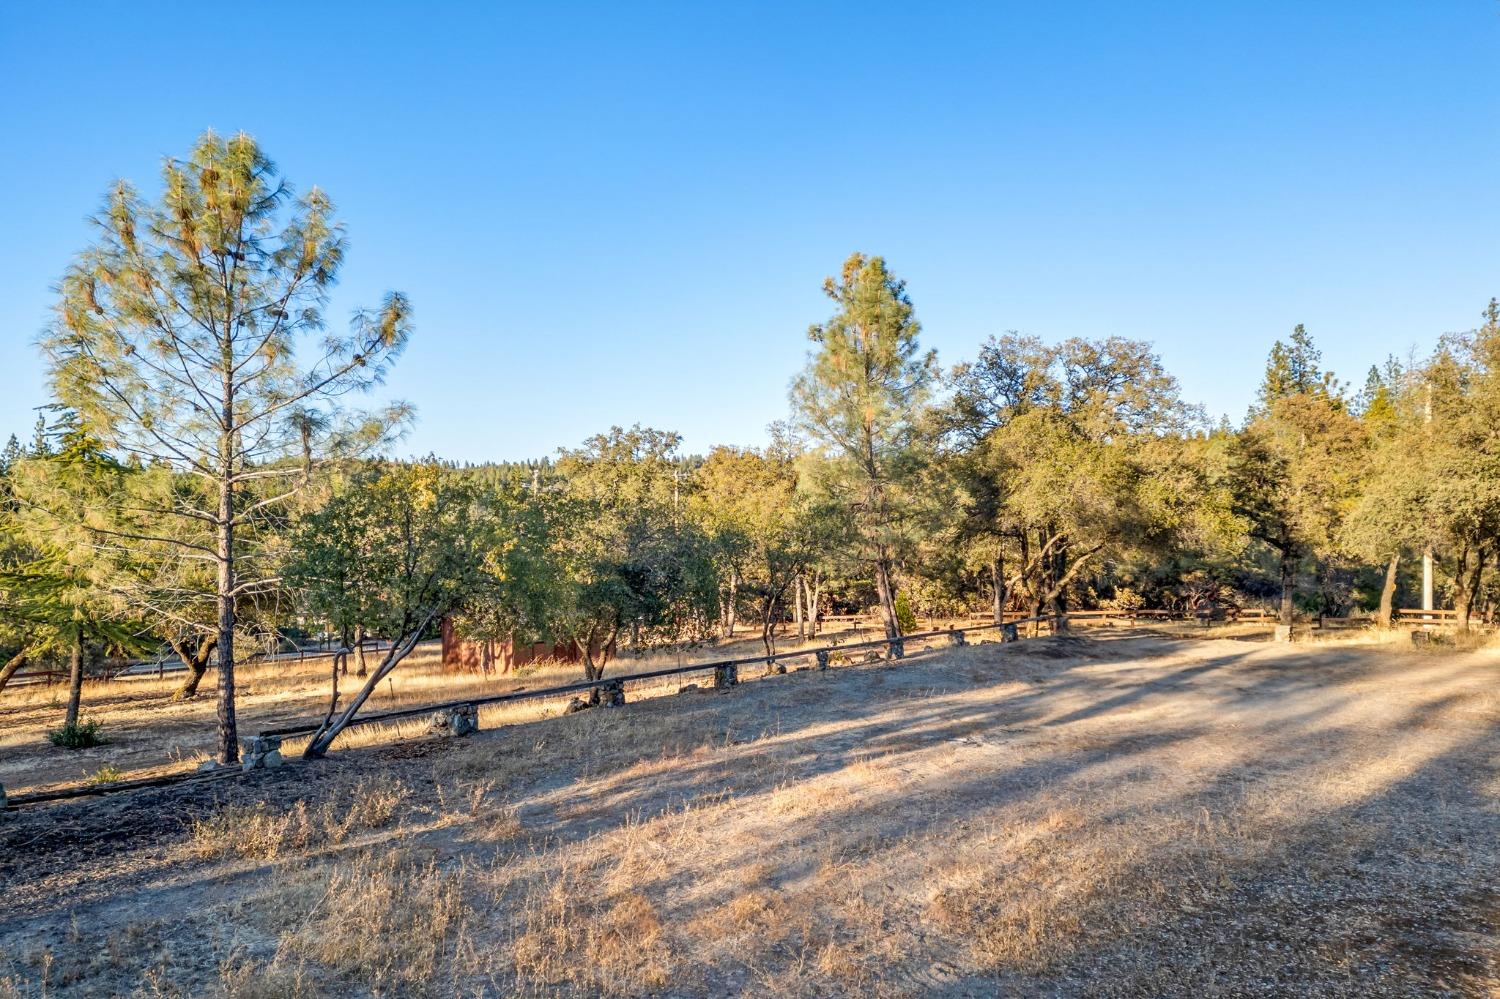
[[7, 187, 1500, 761]]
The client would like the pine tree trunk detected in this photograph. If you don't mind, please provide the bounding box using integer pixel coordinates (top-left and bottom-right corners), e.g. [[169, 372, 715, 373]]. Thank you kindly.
[[64, 626, 84, 730], [216, 475, 239, 765], [874, 557, 899, 640], [1377, 554, 1399, 629], [992, 556, 1005, 626], [807, 573, 822, 636]]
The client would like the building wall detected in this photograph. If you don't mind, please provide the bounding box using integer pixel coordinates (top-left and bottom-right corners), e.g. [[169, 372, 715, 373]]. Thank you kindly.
[[440, 618, 594, 674]]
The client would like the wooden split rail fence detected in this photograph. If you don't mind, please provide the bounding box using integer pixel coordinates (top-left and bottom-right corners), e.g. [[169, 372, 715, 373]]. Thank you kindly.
[[256, 616, 1055, 742], [4, 605, 1483, 810], [4, 615, 1055, 810]]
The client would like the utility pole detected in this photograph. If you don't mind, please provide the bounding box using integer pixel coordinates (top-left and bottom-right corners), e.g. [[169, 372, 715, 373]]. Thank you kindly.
[[1423, 383, 1434, 614]]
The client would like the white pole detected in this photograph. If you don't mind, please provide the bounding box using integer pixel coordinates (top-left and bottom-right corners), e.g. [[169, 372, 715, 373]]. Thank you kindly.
[[1423, 552, 1434, 613], [1423, 382, 1434, 615]]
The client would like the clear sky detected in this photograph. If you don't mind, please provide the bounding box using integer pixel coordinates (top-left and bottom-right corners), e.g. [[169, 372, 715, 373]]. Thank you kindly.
[[2, 2, 1496, 461]]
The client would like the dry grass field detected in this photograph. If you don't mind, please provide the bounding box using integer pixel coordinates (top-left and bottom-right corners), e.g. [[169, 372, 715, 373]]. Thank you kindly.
[[0, 624, 902, 797], [0, 629, 1496, 997]]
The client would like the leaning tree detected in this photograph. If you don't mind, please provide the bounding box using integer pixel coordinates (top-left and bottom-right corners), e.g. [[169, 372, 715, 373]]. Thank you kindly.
[[286, 461, 500, 757], [40, 131, 412, 763]]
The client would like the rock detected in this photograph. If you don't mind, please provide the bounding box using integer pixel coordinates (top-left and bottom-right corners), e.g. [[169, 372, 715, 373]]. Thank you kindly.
[[428, 704, 479, 737], [241, 734, 283, 771], [196, 760, 219, 773], [452, 704, 479, 735], [563, 697, 590, 714], [678, 683, 700, 694]]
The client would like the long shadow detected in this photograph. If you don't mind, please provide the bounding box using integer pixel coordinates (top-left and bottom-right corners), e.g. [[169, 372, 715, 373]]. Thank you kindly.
[[9, 630, 1492, 997]]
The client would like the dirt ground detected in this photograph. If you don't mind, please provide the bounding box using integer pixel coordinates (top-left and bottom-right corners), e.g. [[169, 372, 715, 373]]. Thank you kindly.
[[0, 630, 1495, 997]]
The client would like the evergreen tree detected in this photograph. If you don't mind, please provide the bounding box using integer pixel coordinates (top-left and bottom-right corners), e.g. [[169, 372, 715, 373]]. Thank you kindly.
[[791, 253, 936, 640], [39, 131, 413, 763], [1228, 329, 1365, 629], [0, 436, 20, 476]]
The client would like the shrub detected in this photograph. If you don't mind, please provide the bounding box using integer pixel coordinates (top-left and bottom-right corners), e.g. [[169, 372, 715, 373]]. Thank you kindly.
[[48, 718, 105, 749], [894, 593, 919, 635], [86, 764, 125, 785]]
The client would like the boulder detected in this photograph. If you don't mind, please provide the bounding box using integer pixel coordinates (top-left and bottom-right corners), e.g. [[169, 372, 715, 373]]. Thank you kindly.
[[241, 734, 284, 772], [428, 704, 479, 737]]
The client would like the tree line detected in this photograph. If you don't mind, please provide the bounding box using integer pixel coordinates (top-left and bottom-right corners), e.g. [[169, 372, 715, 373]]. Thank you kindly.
[[3, 131, 1496, 763]]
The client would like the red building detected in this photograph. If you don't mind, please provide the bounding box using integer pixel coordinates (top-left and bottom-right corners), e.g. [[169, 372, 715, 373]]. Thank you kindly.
[[440, 618, 610, 674]]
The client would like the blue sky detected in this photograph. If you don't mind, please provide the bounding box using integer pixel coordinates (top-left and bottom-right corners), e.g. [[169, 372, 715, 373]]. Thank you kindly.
[[2, 2, 1496, 461]]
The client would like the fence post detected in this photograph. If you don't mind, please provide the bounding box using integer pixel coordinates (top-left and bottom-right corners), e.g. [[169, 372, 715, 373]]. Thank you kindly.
[[601, 679, 626, 707], [428, 703, 479, 737], [815, 649, 831, 670], [240, 734, 284, 772], [714, 663, 738, 689]]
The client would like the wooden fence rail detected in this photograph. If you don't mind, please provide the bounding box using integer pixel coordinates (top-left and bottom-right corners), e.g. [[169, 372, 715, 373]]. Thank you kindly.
[[5, 616, 1053, 809], [4, 603, 1484, 810], [257, 617, 1053, 741]]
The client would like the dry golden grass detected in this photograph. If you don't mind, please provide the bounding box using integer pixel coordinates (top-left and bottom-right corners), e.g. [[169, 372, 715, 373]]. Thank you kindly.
[[512, 863, 675, 996], [2, 631, 1496, 997], [184, 776, 409, 862], [218, 848, 470, 998], [0, 626, 880, 795]]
